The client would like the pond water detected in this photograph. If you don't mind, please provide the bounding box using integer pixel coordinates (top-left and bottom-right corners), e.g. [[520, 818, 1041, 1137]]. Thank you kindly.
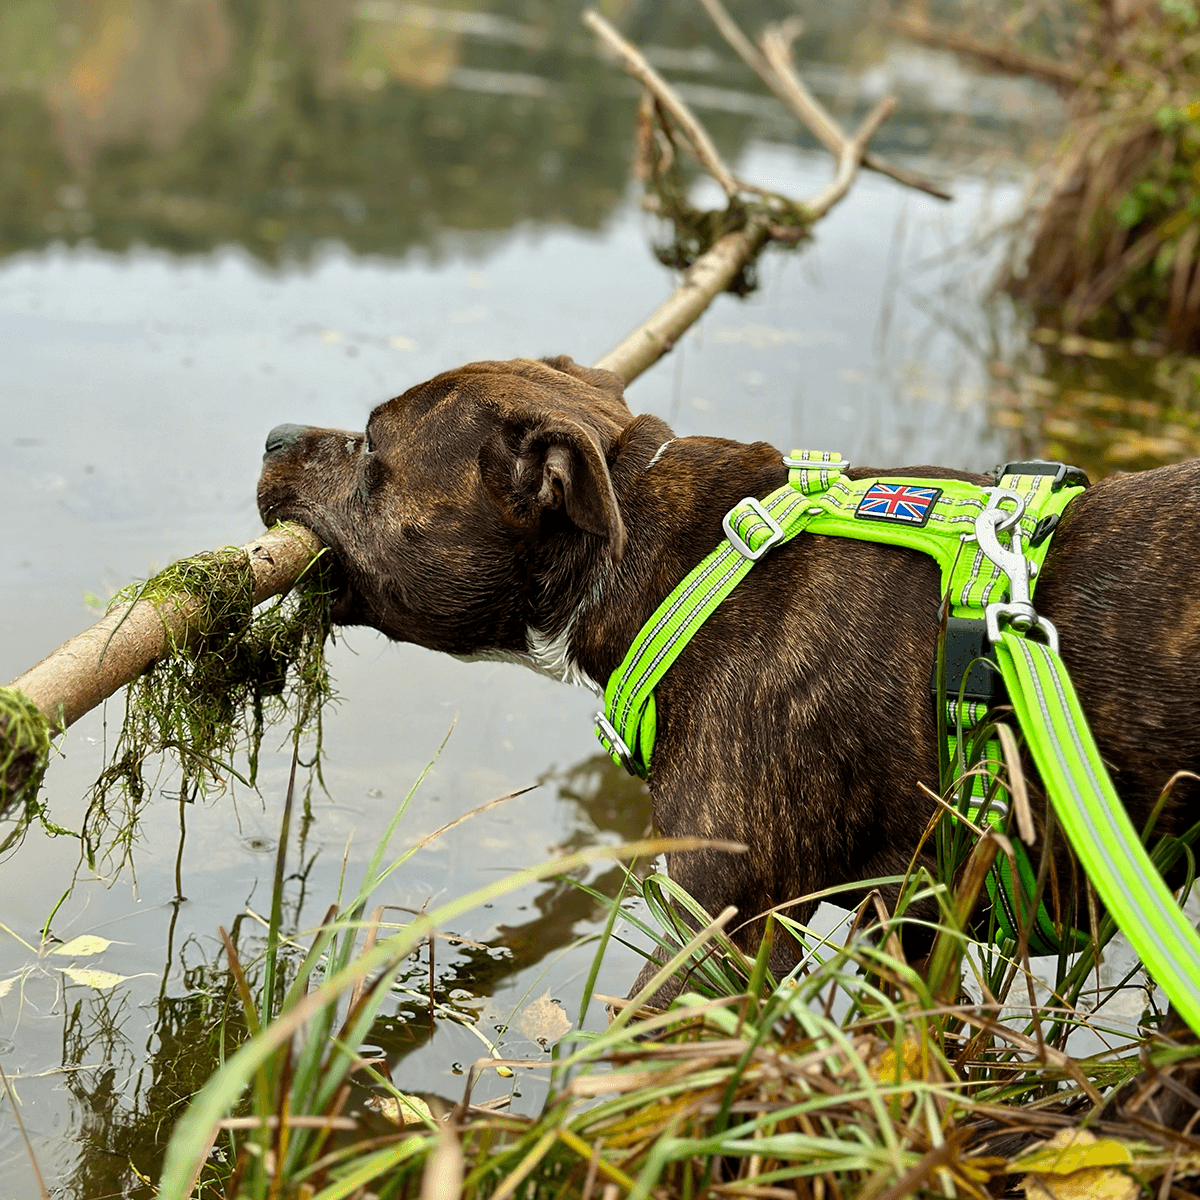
[[0, 1, 1078, 1194]]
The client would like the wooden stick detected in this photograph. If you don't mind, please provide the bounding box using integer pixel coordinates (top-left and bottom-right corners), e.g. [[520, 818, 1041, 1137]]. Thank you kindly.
[[583, 10, 740, 199], [8, 524, 322, 732], [756, 19, 952, 202]]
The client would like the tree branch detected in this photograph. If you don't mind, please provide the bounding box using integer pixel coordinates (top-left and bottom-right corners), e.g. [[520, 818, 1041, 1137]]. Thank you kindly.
[[757, 18, 952, 201], [696, 0, 949, 201], [583, 9, 740, 199], [802, 96, 898, 220]]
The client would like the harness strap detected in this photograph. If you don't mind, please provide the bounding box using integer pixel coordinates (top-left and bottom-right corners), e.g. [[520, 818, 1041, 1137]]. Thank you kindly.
[[596, 466, 819, 776]]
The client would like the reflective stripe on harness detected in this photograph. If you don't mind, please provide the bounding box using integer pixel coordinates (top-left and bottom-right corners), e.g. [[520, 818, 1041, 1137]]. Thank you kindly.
[[595, 449, 1200, 1032]]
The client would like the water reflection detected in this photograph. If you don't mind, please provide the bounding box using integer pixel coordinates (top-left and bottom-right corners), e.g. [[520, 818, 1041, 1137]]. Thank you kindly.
[[0, 0, 719, 263], [52, 752, 650, 1199], [989, 331, 1200, 480], [0, 0, 1058, 265]]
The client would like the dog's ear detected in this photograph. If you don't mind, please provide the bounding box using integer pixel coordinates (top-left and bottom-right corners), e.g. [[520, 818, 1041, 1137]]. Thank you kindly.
[[521, 422, 627, 562], [482, 419, 627, 562]]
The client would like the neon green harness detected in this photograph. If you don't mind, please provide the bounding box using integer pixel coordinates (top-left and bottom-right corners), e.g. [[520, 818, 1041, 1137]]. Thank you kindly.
[[595, 450, 1200, 1031]]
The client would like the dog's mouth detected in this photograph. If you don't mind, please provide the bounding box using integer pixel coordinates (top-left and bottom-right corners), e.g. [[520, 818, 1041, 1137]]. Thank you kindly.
[[264, 505, 361, 625]]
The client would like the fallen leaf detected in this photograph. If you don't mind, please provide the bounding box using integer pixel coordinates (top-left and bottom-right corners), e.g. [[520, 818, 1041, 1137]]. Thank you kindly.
[[1019, 1129, 1138, 1200], [1018, 1130, 1132, 1175], [51, 935, 113, 958], [867, 1036, 924, 1106], [517, 991, 570, 1045], [62, 967, 137, 989], [366, 1092, 434, 1127]]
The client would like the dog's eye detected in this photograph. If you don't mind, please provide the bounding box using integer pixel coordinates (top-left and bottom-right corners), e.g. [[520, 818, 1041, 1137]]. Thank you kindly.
[[363, 429, 373, 456]]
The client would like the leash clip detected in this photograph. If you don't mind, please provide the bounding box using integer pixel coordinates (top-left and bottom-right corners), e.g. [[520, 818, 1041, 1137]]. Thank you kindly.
[[974, 488, 1059, 652]]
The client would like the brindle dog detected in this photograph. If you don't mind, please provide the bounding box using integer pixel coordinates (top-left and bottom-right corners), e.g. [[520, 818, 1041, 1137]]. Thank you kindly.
[[257, 355, 1200, 984]]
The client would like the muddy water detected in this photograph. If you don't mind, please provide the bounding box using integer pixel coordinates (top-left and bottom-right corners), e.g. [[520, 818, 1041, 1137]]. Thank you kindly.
[[0, 1, 1070, 1194]]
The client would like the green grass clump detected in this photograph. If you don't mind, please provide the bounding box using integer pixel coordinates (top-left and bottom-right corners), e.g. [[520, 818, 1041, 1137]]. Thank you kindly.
[[1004, 0, 1200, 351]]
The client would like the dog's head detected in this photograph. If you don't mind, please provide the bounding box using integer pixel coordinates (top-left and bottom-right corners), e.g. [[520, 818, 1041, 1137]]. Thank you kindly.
[[257, 356, 652, 655]]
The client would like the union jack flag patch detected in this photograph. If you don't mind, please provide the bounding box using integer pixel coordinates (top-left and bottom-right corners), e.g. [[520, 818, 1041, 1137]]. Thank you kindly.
[[855, 482, 942, 527]]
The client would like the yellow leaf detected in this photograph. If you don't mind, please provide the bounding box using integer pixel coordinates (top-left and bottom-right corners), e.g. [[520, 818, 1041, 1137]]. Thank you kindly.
[[51, 935, 113, 958], [367, 1092, 434, 1128], [1019, 1129, 1138, 1200], [1018, 1132, 1132, 1175], [62, 967, 133, 989]]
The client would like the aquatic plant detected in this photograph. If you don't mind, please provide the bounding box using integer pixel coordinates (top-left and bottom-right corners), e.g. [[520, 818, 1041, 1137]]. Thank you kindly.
[[77, 546, 335, 877]]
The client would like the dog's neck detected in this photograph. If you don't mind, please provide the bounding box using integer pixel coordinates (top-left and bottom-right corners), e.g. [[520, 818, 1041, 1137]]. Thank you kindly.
[[522, 423, 787, 693]]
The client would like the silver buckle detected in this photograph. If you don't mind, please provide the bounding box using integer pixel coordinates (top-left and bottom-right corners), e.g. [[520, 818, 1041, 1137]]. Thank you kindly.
[[723, 497, 783, 561], [974, 491, 1060, 652], [595, 711, 639, 776]]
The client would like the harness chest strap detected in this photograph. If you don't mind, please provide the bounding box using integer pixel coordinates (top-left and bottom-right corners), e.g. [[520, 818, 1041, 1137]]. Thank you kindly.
[[595, 450, 1200, 1033]]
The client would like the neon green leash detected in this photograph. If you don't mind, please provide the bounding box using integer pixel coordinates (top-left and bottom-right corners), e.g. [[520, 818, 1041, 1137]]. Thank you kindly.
[[595, 450, 1200, 1032]]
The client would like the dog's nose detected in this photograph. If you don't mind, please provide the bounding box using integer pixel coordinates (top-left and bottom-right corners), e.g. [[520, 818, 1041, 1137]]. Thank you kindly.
[[263, 423, 309, 460]]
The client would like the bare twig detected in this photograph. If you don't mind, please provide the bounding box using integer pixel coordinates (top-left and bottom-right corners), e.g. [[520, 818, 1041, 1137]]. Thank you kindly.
[[584, 10, 740, 199], [696, 0, 778, 81], [757, 20, 848, 160], [885, 11, 1086, 92], [757, 20, 952, 202], [802, 96, 897, 220]]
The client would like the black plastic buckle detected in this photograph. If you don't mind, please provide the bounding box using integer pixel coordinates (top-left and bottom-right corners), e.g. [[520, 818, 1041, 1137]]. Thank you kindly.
[[993, 459, 1090, 492], [930, 616, 1007, 705]]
